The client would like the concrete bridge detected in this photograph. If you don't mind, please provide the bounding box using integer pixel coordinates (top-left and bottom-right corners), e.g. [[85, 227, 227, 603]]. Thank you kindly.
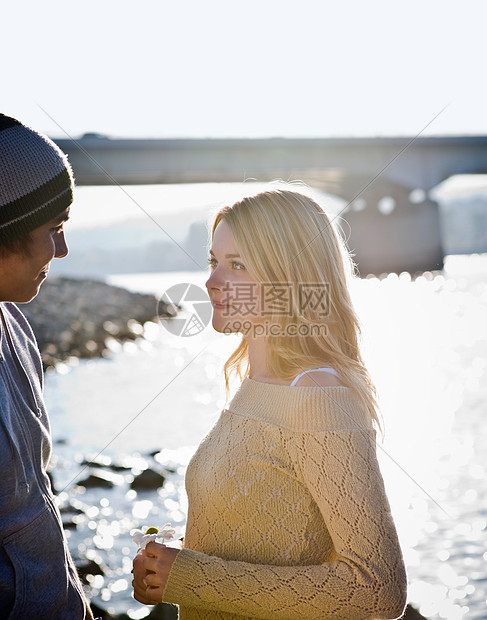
[[54, 135, 487, 275]]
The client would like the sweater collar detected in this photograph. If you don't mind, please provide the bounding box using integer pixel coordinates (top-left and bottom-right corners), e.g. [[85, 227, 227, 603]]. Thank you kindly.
[[225, 377, 371, 432]]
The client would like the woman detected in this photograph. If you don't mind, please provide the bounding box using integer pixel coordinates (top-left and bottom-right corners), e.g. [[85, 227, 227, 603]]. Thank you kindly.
[[132, 189, 407, 619]]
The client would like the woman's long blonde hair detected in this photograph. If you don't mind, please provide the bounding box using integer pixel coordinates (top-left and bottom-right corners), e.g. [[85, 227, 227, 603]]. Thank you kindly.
[[210, 188, 381, 430]]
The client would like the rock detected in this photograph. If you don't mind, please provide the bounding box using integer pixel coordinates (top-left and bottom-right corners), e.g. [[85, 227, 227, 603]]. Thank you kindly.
[[130, 468, 166, 490], [81, 455, 113, 468], [76, 558, 106, 582], [402, 605, 429, 619], [60, 502, 83, 530], [21, 277, 175, 368], [86, 603, 109, 620], [146, 603, 179, 619], [46, 470, 57, 494], [62, 519, 77, 530], [107, 463, 134, 472], [76, 469, 124, 488], [88, 600, 175, 620], [60, 504, 84, 515], [87, 601, 130, 620], [77, 474, 114, 489], [81, 455, 133, 472]]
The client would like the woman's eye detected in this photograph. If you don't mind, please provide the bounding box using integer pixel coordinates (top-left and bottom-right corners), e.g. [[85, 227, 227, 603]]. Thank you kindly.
[[207, 257, 245, 271]]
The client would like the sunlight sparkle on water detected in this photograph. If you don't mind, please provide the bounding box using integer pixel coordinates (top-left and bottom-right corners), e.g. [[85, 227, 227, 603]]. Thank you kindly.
[[132, 500, 153, 520], [111, 578, 129, 593]]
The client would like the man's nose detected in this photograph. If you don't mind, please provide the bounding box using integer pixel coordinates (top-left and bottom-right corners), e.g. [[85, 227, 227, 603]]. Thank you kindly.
[[55, 231, 68, 258]]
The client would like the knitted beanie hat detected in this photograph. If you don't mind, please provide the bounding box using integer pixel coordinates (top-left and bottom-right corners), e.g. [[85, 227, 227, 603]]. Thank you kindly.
[[0, 113, 74, 246]]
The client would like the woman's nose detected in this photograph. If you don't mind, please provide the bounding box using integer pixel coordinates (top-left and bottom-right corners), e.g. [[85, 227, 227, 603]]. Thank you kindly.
[[205, 269, 222, 292]]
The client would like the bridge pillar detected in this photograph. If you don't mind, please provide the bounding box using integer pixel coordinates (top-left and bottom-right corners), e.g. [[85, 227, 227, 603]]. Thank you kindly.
[[337, 181, 444, 276]]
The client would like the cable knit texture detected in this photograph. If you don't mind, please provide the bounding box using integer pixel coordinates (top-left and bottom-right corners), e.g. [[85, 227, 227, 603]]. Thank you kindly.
[[163, 378, 407, 619]]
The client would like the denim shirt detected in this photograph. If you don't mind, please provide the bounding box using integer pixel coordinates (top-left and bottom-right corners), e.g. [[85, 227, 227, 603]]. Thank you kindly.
[[0, 303, 86, 619]]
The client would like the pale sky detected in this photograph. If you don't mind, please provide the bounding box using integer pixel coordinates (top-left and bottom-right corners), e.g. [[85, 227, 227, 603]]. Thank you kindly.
[[1, 0, 486, 139]]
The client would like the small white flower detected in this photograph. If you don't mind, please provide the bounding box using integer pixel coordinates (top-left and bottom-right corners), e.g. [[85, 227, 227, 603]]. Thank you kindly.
[[131, 523, 175, 550], [158, 523, 176, 542], [131, 529, 157, 549]]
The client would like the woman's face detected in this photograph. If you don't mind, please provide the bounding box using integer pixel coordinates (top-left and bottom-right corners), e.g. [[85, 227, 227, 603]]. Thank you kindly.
[[205, 220, 262, 336]]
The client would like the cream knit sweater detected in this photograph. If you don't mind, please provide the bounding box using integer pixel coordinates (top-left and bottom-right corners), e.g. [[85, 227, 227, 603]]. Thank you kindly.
[[163, 378, 407, 619]]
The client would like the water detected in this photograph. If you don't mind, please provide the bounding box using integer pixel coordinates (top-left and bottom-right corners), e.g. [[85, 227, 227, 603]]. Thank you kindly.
[[44, 257, 487, 619]]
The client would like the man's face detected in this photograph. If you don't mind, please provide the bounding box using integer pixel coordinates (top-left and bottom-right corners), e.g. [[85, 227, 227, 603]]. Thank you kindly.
[[0, 209, 70, 303]]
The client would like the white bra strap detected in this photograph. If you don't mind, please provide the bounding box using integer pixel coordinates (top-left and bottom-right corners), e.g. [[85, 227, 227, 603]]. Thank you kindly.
[[290, 367, 341, 386]]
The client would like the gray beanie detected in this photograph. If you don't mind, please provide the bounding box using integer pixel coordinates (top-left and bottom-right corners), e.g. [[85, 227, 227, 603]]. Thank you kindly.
[[0, 113, 74, 246]]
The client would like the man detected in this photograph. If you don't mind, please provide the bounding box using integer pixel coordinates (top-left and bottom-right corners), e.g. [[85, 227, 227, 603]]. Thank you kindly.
[[0, 114, 94, 618]]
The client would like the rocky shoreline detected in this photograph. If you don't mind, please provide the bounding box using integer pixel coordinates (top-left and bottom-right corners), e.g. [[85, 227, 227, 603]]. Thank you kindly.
[[21, 277, 175, 368]]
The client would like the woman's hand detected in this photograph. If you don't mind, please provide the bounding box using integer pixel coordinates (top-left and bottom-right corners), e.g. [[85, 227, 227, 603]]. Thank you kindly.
[[132, 542, 180, 604], [132, 547, 152, 604]]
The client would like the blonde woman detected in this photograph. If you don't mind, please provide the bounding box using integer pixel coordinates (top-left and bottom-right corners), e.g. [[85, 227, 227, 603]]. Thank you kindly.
[[132, 189, 407, 619]]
